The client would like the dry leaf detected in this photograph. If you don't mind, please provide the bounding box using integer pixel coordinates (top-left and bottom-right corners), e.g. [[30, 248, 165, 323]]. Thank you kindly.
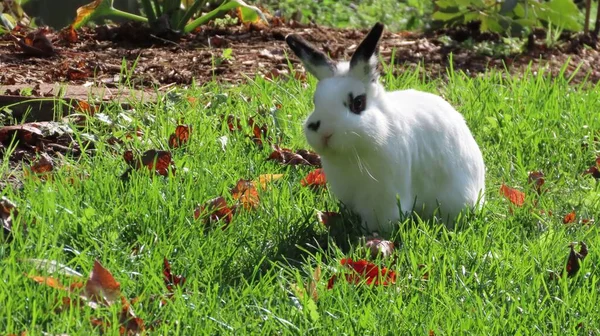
[[254, 174, 283, 189], [84, 260, 121, 305], [563, 211, 576, 224], [499, 183, 525, 207], [231, 179, 259, 209]]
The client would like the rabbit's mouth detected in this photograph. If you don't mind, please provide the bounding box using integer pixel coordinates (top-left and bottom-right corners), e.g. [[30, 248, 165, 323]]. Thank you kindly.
[[322, 133, 333, 148]]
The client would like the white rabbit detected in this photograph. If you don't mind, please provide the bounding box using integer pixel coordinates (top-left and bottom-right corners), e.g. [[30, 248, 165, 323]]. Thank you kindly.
[[285, 23, 485, 235]]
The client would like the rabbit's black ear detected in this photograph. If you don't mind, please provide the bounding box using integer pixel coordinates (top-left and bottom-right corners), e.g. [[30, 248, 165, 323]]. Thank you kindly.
[[286, 34, 335, 80], [349, 22, 384, 82]]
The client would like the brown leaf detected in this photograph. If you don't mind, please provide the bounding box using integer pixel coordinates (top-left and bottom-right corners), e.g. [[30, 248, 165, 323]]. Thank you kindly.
[[365, 238, 394, 259], [291, 265, 321, 302], [267, 146, 321, 167], [119, 296, 145, 334], [527, 171, 545, 195], [316, 211, 341, 227], [59, 25, 78, 43], [301, 168, 327, 189], [12, 29, 57, 57], [84, 260, 121, 305], [0, 124, 44, 145], [565, 241, 588, 277], [583, 157, 600, 179], [499, 183, 525, 207], [31, 153, 54, 174], [563, 211, 576, 224], [248, 117, 269, 146], [231, 179, 259, 209], [163, 258, 186, 292], [1, 196, 19, 239], [168, 125, 190, 149], [194, 196, 234, 229], [124, 150, 175, 177]]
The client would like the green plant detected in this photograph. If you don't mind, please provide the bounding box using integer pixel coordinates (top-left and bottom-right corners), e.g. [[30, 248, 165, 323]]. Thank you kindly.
[[0, 0, 30, 31], [433, 0, 584, 36], [71, 0, 266, 34]]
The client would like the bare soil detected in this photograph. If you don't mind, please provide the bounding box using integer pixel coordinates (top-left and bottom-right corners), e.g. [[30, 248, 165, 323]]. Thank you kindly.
[[1, 21, 599, 99]]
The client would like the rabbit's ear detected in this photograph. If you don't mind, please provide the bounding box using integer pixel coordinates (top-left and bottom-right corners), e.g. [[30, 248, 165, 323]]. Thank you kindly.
[[349, 22, 384, 82], [286, 34, 335, 80]]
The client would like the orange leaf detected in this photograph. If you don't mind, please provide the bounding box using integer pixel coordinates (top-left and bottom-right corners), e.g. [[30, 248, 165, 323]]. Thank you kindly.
[[194, 196, 234, 229], [168, 125, 190, 149], [31, 153, 54, 174], [231, 179, 259, 209], [84, 260, 121, 305], [301, 168, 327, 188], [328, 258, 396, 289], [59, 25, 78, 43], [27, 275, 66, 290], [499, 183, 525, 207], [563, 211, 576, 224]]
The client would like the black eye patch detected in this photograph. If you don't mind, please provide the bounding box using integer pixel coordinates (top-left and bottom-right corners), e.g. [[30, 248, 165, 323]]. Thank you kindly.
[[348, 93, 367, 114]]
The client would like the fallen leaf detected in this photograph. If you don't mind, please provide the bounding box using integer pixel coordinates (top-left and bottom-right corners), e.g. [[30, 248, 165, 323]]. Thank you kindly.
[[12, 29, 57, 57], [123, 150, 175, 177], [301, 168, 326, 189], [1, 197, 22, 240], [223, 115, 270, 147], [231, 179, 259, 209], [316, 211, 341, 227], [194, 196, 234, 229], [563, 211, 576, 224], [163, 258, 186, 292], [27, 275, 66, 290], [327, 258, 396, 289], [267, 146, 321, 166], [168, 125, 190, 149], [254, 173, 283, 189], [248, 117, 269, 146], [59, 25, 78, 43], [565, 241, 588, 277], [292, 265, 321, 302], [31, 153, 54, 174], [583, 157, 600, 179], [365, 238, 394, 259], [84, 260, 120, 305], [0, 123, 44, 145], [527, 171, 545, 195], [499, 183, 525, 207]]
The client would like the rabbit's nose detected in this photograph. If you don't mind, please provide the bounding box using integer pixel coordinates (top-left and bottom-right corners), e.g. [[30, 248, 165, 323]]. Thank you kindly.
[[307, 120, 321, 132]]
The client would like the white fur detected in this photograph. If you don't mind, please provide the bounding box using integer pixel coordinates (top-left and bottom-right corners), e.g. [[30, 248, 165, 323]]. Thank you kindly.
[[303, 61, 486, 235]]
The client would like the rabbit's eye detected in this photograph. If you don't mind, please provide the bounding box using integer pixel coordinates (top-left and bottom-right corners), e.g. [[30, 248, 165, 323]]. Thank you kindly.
[[349, 93, 367, 114]]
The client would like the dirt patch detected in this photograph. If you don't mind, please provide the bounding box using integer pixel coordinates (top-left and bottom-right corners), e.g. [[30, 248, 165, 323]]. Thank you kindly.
[[1, 21, 599, 92]]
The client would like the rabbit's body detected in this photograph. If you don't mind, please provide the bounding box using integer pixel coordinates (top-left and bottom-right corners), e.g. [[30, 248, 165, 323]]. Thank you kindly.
[[321, 87, 485, 233], [286, 23, 485, 235]]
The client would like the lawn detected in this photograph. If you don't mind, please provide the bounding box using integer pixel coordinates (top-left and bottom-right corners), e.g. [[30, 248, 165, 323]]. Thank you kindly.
[[2, 62, 600, 334]]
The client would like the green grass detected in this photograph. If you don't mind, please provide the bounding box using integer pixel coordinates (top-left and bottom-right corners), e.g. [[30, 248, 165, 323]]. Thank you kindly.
[[2, 63, 600, 335]]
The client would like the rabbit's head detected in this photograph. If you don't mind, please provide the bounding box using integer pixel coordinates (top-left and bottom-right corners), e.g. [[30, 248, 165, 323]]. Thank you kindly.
[[285, 23, 390, 157]]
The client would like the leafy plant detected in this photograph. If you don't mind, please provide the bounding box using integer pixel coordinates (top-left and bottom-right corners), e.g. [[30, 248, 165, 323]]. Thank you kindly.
[[71, 0, 267, 34], [0, 0, 31, 31], [433, 0, 584, 36]]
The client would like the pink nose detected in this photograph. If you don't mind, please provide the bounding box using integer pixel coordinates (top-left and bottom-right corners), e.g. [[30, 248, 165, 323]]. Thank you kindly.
[[322, 134, 333, 147]]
